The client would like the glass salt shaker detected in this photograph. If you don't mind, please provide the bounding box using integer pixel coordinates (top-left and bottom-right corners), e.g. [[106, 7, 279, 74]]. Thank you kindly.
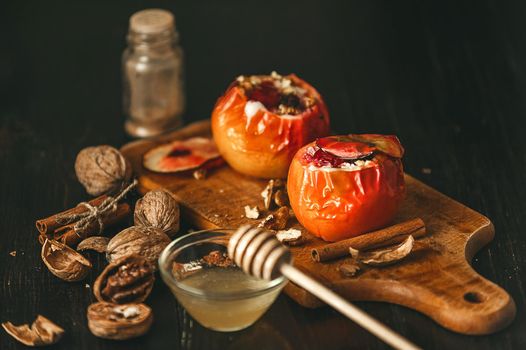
[[123, 9, 185, 137]]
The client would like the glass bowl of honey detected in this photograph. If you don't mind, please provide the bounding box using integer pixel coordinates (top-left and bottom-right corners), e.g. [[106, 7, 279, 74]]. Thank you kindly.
[[159, 229, 287, 332]]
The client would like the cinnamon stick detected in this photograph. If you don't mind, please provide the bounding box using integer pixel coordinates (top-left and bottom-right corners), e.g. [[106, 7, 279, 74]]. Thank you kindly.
[[311, 218, 426, 262], [36, 195, 110, 235], [38, 202, 131, 247]]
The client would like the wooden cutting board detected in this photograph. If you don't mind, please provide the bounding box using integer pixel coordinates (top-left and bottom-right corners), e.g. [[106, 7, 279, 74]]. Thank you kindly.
[[121, 120, 515, 335]]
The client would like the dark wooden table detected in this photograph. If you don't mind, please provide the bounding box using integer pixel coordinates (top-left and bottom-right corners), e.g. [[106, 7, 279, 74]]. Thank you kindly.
[[1, 1, 525, 349]]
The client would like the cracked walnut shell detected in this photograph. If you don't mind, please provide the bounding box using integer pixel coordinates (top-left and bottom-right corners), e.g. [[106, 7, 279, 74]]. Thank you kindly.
[[41, 239, 92, 282], [134, 189, 180, 237], [94, 254, 154, 304], [75, 145, 132, 196], [87, 302, 153, 340], [1, 315, 64, 346], [106, 226, 171, 269]]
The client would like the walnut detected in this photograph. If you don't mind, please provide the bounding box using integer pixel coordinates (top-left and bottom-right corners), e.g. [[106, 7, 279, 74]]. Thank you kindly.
[[106, 226, 171, 269], [41, 239, 92, 282], [75, 145, 132, 196], [1, 315, 64, 346], [134, 189, 180, 237], [77, 236, 110, 253], [94, 255, 154, 304], [274, 189, 289, 207], [202, 250, 235, 268], [260, 180, 275, 210], [87, 302, 153, 340], [261, 179, 286, 210], [258, 206, 289, 230]]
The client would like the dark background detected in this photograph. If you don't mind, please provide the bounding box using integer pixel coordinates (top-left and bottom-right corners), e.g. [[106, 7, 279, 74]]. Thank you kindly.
[[1, 0, 525, 349]]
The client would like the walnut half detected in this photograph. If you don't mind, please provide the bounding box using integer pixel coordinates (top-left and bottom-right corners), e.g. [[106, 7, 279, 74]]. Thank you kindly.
[[87, 302, 153, 340], [41, 239, 92, 282], [94, 255, 154, 304]]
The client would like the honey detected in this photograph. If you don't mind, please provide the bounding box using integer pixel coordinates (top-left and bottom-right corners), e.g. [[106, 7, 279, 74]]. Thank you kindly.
[[172, 267, 283, 332]]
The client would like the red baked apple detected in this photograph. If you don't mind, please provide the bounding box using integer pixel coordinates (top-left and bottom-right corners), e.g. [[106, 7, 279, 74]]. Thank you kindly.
[[211, 72, 330, 178], [287, 134, 405, 242]]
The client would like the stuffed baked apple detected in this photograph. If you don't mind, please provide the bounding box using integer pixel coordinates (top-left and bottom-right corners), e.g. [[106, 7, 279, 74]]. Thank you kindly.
[[287, 134, 405, 242], [212, 72, 330, 178]]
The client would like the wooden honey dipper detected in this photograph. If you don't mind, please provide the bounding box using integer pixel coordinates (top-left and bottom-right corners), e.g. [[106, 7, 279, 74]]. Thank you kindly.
[[228, 225, 421, 350]]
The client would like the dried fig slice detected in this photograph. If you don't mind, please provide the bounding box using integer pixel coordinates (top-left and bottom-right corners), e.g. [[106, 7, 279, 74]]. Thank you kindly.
[[143, 137, 221, 173], [77, 236, 110, 253], [2, 315, 64, 346], [106, 226, 171, 269], [41, 239, 92, 282], [349, 235, 414, 267], [87, 302, 153, 340], [94, 254, 154, 304]]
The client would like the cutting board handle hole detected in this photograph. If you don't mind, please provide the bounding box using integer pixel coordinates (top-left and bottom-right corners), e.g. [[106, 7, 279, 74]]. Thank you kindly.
[[463, 292, 484, 304]]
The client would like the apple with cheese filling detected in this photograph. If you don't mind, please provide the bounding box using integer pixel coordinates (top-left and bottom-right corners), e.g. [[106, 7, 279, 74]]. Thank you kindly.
[[211, 72, 330, 178]]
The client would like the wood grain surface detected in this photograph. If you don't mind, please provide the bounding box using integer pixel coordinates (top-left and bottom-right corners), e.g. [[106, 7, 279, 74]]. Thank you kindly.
[[122, 120, 516, 335], [2, 0, 526, 349]]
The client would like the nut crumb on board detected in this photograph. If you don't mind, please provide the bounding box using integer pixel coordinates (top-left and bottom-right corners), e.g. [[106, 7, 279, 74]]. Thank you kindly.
[[339, 263, 361, 277], [244, 205, 260, 219], [9, 251, 16, 257], [276, 228, 302, 245]]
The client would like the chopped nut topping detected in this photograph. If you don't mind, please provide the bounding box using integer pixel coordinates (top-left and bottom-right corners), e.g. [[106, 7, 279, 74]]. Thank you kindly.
[[238, 72, 316, 116]]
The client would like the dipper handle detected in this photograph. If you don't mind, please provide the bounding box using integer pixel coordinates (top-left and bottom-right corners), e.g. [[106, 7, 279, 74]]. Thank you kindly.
[[228, 225, 421, 350]]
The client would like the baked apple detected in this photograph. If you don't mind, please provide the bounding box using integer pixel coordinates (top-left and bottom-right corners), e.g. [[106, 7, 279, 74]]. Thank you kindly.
[[211, 72, 330, 178], [287, 134, 405, 242]]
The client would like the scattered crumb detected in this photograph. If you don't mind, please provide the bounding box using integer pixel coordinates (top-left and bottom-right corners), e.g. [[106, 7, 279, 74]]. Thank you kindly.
[[276, 228, 302, 245], [421, 168, 432, 174], [259, 206, 289, 230], [85, 284, 90, 289], [219, 189, 224, 193], [9, 251, 16, 257], [339, 263, 361, 277], [244, 205, 260, 219], [213, 214, 219, 218], [193, 168, 207, 180]]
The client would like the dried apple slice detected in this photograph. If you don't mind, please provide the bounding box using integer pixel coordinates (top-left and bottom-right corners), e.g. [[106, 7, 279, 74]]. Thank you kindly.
[[347, 134, 404, 158], [316, 136, 375, 159], [143, 137, 221, 173]]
